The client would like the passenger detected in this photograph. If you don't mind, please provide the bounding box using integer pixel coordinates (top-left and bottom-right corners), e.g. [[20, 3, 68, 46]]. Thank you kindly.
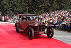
[[35, 17, 38, 21], [42, 17, 45, 23], [22, 16, 27, 21]]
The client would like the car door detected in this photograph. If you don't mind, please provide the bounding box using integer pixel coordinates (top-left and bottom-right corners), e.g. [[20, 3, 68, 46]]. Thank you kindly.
[[21, 17, 29, 30], [19, 17, 22, 28]]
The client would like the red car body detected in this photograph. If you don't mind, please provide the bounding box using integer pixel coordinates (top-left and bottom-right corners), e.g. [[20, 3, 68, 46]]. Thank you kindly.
[[15, 14, 54, 40]]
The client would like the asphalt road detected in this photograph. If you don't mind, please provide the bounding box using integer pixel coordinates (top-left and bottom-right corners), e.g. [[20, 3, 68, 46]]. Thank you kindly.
[[53, 29, 71, 44], [0, 22, 71, 45]]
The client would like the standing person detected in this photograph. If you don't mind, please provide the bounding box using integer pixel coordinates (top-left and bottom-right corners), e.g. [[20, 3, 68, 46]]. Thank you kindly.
[[5, 16, 7, 22], [45, 17, 48, 23], [42, 17, 45, 23], [6, 15, 9, 22], [2, 16, 4, 22]]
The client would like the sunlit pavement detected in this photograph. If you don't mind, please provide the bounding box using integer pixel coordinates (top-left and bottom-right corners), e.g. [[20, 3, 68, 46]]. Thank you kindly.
[[53, 29, 71, 44]]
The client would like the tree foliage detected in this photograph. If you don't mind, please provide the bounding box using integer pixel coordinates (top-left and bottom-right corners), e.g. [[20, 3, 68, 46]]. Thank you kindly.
[[0, 0, 71, 15]]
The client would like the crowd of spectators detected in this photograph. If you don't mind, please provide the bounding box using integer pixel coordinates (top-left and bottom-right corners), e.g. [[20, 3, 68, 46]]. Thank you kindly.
[[0, 10, 71, 31], [0, 15, 9, 22], [10, 10, 71, 31], [40, 10, 71, 31], [10, 15, 19, 23], [0, 15, 18, 23]]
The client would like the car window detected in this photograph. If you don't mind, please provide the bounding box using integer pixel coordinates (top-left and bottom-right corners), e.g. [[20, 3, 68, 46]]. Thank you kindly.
[[19, 16, 40, 21], [27, 16, 41, 22], [22, 16, 27, 21]]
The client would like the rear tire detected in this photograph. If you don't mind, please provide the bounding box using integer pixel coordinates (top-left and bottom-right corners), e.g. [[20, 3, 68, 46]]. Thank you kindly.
[[46, 27, 54, 38], [28, 27, 34, 40]]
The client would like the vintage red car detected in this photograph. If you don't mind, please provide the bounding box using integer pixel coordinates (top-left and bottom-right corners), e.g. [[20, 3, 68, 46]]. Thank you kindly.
[[15, 14, 54, 40]]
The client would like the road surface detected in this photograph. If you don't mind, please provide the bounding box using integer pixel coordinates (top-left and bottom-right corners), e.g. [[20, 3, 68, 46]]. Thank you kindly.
[[53, 29, 71, 44], [0, 22, 71, 48]]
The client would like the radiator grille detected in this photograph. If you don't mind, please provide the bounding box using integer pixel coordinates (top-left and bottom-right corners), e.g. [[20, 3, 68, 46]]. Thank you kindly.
[[38, 25, 45, 31]]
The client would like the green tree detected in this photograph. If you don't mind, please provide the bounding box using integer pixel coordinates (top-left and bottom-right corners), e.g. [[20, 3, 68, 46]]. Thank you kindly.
[[0, 0, 71, 16]]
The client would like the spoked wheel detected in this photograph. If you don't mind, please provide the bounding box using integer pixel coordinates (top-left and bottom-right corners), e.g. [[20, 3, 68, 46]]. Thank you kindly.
[[28, 27, 34, 40], [47, 27, 54, 38]]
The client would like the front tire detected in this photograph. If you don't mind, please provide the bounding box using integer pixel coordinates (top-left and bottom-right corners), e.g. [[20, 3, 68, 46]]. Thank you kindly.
[[15, 23, 19, 33], [28, 27, 34, 40], [46, 27, 54, 38], [16, 27, 19, 33]]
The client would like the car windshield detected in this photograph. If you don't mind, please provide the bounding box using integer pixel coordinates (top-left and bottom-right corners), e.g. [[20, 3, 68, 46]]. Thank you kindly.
[[27, 16, 41, 21]]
